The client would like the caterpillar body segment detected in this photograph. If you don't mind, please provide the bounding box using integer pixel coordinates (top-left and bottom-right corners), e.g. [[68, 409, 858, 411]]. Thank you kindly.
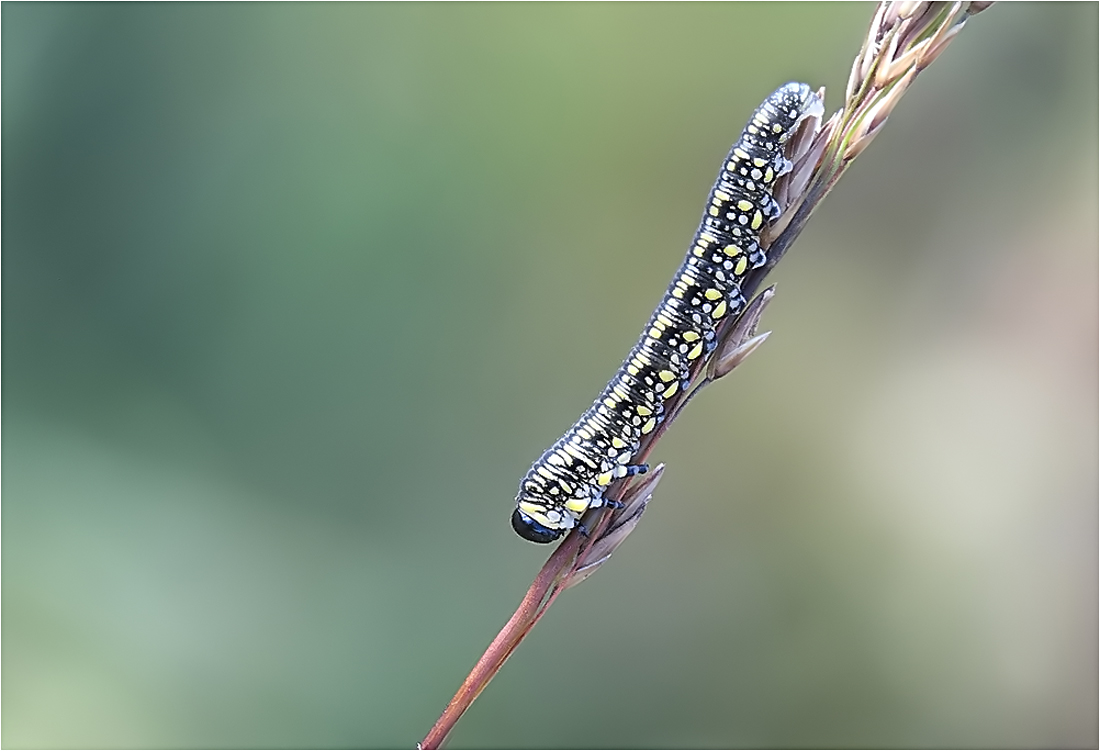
[[512, 82, 819, 543]]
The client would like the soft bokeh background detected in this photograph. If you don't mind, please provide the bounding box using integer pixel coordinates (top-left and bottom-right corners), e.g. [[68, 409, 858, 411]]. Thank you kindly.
[[3, 3, 1096, 748]]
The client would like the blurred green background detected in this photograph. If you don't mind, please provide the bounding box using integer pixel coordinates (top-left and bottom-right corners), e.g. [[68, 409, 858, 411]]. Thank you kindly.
[[3, 3, 1096, 748]]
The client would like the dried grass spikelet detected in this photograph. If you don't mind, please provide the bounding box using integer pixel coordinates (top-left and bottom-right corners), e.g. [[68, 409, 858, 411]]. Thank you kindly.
[[752, 1, 992, 293]]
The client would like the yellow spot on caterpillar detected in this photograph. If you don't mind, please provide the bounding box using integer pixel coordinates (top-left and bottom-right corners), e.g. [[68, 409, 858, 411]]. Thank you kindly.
[[662, 382, 678, 398], [726, 161, 738, 171], [612, 436, 627, 449], [627, 364, 640, 376], [772, 122, 783, 133], [672, 288, 684, 298], [648, 327, 663, 339], [693, 245, 705, 257], [746, 125, 758, 134], [597, 471, 614, 486], [577, 428, 593, 439], [636, 405, 652, 417], [547, 453, 565, 466], [641, 418, 657, 434], [714, 190, 730, 202], [613, 384, 630, 400], [753, 157, 767, 168], [704, 288, 722, 301], [712, 300, 728, 319], [750, 211, 763, 230], [688, 342, 704, 360], [734, 256, 748, 275], [537, 466, 555, 480], [723, 244, 741, 257], [565, 498, 589, 513], [658, 369, 676, 382], [763, 167, 774, 182], [558, 479, 573, 493], [682, 331, 700, 342], [603, 397, 617, 408], [708, 207, 720, 217], [734, 148, 750, 160], [737, 200, 754, 212], [700, 232, 716, 243], [657, 313, 674, 327], [519, 501, 544, 516]]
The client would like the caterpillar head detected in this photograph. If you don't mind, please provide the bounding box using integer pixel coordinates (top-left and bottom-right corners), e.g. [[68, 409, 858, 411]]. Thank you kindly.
[[510, 506, 565, 544]]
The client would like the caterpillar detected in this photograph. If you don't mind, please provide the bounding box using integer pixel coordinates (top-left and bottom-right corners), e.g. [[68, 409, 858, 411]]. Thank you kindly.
[[512, 82, 820, 543]]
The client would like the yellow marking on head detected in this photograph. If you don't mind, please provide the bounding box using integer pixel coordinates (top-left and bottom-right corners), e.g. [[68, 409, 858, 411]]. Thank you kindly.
[[682, 330, 700, 342], [636, 405, 652, 417], [704, 288, 722, 301], [688, 342, 704, 360], [641, 418, 657, 434], [734, 256, 748, 275], [723, 244, 741, 257], [565, 498, 589, 513], [737, 199, 754, 212], [597, 471, 614, 486], [662, 382, 678, 398], [712, 300, 728, 319], [658, 369, 676, 382]]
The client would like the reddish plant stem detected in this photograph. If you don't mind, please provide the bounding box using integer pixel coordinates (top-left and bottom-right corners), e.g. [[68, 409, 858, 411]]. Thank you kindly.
[[420, 532, 582, 749]]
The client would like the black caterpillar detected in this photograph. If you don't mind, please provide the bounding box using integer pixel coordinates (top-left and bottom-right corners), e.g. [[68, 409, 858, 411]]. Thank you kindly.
[[512, 82, 820, 543]]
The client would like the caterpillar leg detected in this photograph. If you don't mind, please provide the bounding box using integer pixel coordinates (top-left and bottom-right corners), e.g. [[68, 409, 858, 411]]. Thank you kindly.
[[773, 153, 793, 177], [596, 462, 649, 487]]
